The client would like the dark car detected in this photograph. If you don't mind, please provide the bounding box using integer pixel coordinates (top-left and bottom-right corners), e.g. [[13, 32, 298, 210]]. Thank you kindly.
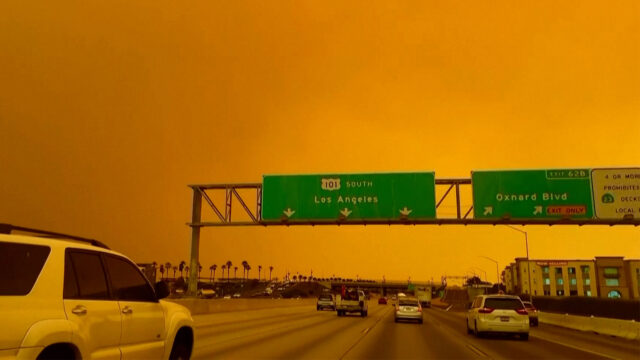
[[378, 297, 388, 305]]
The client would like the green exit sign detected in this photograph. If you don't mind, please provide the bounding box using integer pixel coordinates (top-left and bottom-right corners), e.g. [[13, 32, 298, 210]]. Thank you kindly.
[[472, 169, 594, 219], [261, 172, 436, 221]]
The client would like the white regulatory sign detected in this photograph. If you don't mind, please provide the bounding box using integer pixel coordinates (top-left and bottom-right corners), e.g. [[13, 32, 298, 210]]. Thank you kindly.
[[591, 168, 640, 219]]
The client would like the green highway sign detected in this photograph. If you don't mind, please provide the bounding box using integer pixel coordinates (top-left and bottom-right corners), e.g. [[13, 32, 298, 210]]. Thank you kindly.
[[472, 169, 594, 219], [261, 172, 436, 221]]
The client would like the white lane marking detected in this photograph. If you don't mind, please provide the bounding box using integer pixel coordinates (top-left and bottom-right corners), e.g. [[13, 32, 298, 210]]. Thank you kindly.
[[445, 305, 453, 312], [465, 344, 488, 358], [361, 327, 370, 334], [531, 333, 620, 360]]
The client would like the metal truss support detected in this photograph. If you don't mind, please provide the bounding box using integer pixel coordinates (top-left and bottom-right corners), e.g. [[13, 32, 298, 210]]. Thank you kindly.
[[185, 178, 639, 295]]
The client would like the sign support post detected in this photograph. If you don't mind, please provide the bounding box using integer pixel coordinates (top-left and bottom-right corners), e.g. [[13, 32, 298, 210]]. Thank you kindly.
[[188, 187, 202, 297]]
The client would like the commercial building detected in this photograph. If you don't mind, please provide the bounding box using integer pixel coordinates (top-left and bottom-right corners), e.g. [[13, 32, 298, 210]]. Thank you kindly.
[[503, 257, 640, 299]]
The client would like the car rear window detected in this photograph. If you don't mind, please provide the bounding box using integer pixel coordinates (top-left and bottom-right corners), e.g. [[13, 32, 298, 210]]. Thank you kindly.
[[0, 242, 51, 295], [344, 290, 359, 300], [484, 298, 524, 310], [319, 295, 332, 301], [399, 299, 419, 306]]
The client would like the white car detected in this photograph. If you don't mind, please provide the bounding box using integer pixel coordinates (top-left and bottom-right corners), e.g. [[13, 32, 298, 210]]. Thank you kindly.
[[395, 297, 423, 324], [0, 224, 194, 359], [316, 294, 335, 311], [466, 295, 530, 340]]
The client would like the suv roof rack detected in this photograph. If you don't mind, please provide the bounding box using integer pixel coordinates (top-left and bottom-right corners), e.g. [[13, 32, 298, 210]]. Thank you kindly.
[[0, 223, 110, 249]]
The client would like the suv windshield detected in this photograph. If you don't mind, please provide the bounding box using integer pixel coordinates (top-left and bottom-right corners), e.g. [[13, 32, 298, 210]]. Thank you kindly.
[[0, 242, 51, 295], [484, 298, 524, 310]]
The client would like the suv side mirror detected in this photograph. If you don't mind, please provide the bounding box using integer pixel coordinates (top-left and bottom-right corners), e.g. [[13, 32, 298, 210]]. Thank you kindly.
[[155, 281, 170, 299]]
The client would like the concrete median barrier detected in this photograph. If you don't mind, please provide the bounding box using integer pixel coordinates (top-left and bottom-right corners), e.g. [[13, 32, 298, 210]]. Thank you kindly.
[[167, 298, 316, 315], [539, 312, 640, 340]]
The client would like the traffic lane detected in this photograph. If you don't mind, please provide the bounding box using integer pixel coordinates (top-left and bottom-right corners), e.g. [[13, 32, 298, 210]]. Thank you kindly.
[[193, 301, 387, 359], [192, 304, 322, 359], [344, 305, 483, 359], [425, 308, 614, 360], [275, 303, 392, 359]]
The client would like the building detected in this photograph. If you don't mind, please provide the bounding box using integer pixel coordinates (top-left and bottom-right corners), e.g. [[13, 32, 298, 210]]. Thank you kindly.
[[503, 257, 640, 299]]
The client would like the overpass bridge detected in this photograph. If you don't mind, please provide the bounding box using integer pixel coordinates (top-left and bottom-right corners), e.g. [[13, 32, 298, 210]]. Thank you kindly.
[[318, 280, 436, 295]]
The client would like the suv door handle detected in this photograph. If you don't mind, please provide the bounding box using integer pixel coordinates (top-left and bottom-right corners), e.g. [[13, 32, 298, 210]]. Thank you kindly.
[[121, 306, 133, 314], [71, 305, 87, 315]]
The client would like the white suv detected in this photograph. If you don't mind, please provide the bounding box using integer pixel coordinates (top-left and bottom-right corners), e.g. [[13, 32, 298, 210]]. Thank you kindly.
[[0, 225, 194, 359], [466, 294, 529, 340]]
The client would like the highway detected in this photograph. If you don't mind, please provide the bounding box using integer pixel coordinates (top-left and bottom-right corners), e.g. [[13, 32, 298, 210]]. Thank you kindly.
[[190, 300, 640, 359]]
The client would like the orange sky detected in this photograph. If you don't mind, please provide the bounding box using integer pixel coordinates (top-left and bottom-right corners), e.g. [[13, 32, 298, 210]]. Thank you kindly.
[[1, 1, 638, 282]]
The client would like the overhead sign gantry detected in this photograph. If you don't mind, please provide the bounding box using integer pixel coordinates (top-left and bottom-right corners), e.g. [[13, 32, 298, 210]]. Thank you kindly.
[[185, 168, 639, 295]]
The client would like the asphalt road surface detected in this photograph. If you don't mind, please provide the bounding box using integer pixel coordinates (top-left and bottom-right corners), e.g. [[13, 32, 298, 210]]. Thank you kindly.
[[191, 300, 640, 359]]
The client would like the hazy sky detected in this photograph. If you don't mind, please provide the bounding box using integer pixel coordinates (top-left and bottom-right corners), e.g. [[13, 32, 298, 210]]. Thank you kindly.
[[1, 1, 638, 282]]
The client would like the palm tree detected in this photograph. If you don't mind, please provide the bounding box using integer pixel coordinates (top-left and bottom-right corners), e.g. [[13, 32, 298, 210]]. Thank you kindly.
[[234, 266, 238, 280], [258, 265, 262, 281], [269, 266, 274, 281], [152, 261, 157, 280], [226, 261, 232, 282], [165, 262, 172, 279], [185, 266, 190, 277], [221, 265, 226, 281], [246, 265, 251, 280], [179, 261, 186, 278], [209, 265, 215, 282], [159, 264, 165, 279], [293, 275, 298, 282], [241, 260, 248, 281], [172, 266, 178, 279]]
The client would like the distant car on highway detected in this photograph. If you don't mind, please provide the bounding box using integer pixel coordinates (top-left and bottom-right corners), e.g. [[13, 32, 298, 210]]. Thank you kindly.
[[233, 293, 241, 298], [466, 295, 529, 340], [223, 295, 231, 299], [316, 294, 335, 311], [378, 296, 388, 305], [198, 288, 215, 299], [395, 297, 423, 323], [336, 288, 368, 317], [0, 224, 195, 360], [523, 301, 538, 326]]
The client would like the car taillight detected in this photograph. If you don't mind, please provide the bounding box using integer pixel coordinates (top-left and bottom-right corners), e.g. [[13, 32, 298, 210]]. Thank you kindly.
[[418, 307, 422, 312], [478, 307, 494, 314], [516, 308, 528, 315]]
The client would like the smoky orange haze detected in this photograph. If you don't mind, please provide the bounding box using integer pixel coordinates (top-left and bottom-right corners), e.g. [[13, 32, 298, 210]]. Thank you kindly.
[[0, 0, 638, 283]]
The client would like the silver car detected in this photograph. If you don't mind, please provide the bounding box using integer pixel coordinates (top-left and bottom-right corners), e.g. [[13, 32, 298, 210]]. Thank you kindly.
[[394, 297, 423, 324], [317, 294, 335, 311]]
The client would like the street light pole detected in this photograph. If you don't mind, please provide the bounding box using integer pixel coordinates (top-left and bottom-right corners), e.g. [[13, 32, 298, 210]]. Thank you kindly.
[[479, 256, 500, 286], [505, 225, 533, 302]]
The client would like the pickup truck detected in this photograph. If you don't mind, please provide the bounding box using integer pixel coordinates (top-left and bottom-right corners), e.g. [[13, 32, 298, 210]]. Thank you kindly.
[[336, 288, 368, 317]]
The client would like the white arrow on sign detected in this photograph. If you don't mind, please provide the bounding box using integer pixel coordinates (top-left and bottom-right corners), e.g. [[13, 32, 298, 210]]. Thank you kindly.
[[483, 206, 493, 216], [399, 207, 413, 216], [340, 208, 352, 218], [533, 206, 543, 215], [283, 208, 295, 218]]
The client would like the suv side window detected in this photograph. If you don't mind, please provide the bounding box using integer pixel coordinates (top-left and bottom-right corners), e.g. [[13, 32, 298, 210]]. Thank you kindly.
[[0, 242, 51, 296], [105, 255, 156, 302], [67, 251, 110, 300]]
